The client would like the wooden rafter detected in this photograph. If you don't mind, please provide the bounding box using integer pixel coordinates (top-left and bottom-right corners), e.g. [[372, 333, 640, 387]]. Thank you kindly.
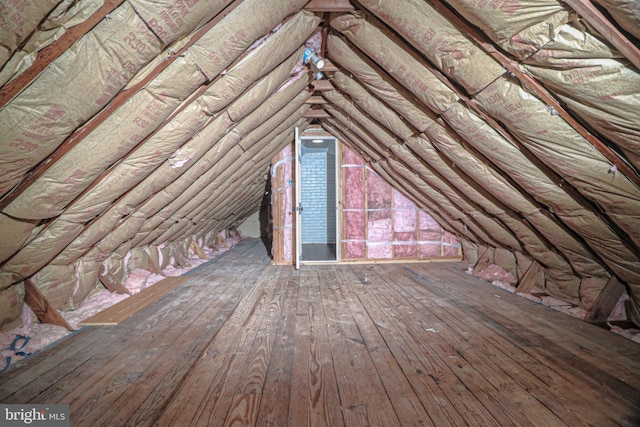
[[311, 79, 335, 91], [190, 240, 208, 259], [566, 0, 640, 72], [472, 246, 493, 274], [304, 108, 331, 118], [0, 0, 126, 109], [587, 276, 627, 324], [304, 0, 355, 12], [345, 2, 640, 267], [23, 279, 74, 331], [0, 0, 245, 213], [516, 260, 545, 294], [98, 265, 132, 295], [144, 251, 165, 276], [426, 0, 640, 188], [306, 95, 328, 104]]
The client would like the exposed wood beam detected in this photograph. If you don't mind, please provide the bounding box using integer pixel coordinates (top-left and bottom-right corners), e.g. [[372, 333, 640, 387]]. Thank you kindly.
[[320, 12, 331, 58], [311, 79, 335, 91], [370, 0, 640, 267], [306, 95, 328, 104], [98, 265, 132, 295], [565, 0, 640, 72], [0, 0, 126, 109], [329, 23, 640, 277], [587, 276, 627, 324], [427, 0, 640, 189], [472, 246, 493, 274], [0, 0, 245, 213], [516, 260, 545, 294], [144, 251, 165, 275], [304, 108, 331, 118], [79, 276, 187, 326], [190, 240, 208, 259], [304, 0, 355, 12], [23, 279, 74, 331], [173, 246, 193, 269]]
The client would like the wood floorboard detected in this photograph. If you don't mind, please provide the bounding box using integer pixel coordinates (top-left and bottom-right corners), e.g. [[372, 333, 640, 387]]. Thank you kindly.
[[334, 266, 467, 426], [368, 264, 571, 426], [288, 267, 343, 427], [393, 266, 609, 419], [356, 265, 508, 427], [319, 267, 401, 427], [396, 263, 638, 425], [78, 276, 188, 326], [50, 279, 232, 420], [407, 264, 640, 400], [331, 266, 435, 427], [1, 239, 639, 427], [92, 275, 254, 426]]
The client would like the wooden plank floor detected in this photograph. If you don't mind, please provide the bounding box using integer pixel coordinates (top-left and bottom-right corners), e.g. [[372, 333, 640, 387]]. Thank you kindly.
[[2, 239, 640, 426], [79, 276, 188, 326]]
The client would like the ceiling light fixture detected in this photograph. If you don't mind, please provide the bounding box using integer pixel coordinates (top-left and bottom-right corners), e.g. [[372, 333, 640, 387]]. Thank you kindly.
[[303, 48, 325, 70]]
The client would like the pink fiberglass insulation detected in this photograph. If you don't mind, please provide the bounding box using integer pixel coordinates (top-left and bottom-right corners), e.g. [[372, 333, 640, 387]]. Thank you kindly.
[[474, 264, 518, 292], [367, 171, 392, 219], [344, 167, 365, 209], [0, 232, 243, 373], [343, 144, 365, 169], [282, 145, 294, 261], [338, 145, 462, 260], [367, 171, 393, 259], [367, 220, 393, 258], [419, 209, 443, 257], [272, 144, 461, 261], [345, 211, 366, 258], [343, 158, 366, 259], [393, 190, 417, 258], [394, 233, 417, 258], [443, 230, 461, 257], [393, 190, 417, 232]]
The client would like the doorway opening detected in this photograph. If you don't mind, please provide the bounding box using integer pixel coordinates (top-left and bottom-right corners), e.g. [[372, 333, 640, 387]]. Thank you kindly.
[[296, 134, 339, 264]]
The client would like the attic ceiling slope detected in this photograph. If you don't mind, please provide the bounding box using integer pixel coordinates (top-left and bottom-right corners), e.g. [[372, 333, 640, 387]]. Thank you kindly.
[[1, 0, 640, 333], [325, 0, 640, 323], [0, 0, 317, 330]]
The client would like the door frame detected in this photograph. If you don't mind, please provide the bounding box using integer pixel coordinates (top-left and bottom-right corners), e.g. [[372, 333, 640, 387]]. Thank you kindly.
[[294, 128, 340, 267]]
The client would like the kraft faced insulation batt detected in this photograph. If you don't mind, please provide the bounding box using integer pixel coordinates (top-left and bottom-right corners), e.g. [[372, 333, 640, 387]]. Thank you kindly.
[[1, 0, 640, 340]]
